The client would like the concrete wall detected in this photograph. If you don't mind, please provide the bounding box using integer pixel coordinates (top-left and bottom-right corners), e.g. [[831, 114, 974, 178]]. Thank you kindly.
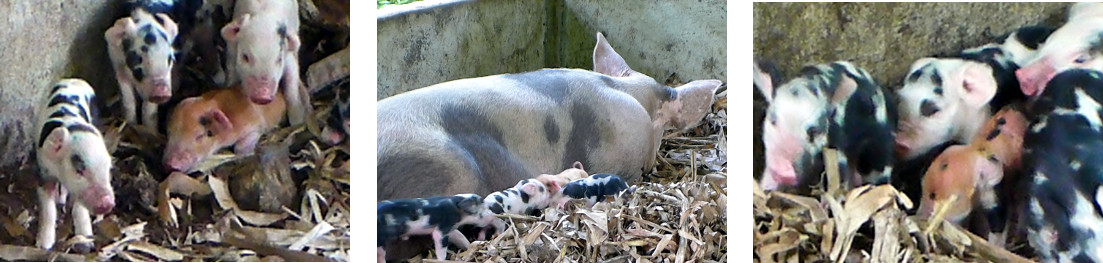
[[376, 0, 727, 99], [376, 0, 547, 99], [561, 0, 726, 83], [0, 0, 121, 168]]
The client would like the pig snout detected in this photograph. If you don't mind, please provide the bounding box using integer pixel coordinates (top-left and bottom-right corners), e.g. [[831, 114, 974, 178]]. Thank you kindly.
[[1016, 63, 1055, 97], [83, 187, 115, 215], [765, 153, 798, 186], [147, 78, 172, 103], [162, 151, 194, 172], [244, 77, 277, 104]]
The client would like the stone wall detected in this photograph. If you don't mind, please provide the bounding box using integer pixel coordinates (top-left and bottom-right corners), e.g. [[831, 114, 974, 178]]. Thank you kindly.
[[376, 0, 547, 99], [0, 0, 121, 168], [751, 3, 1071, 177], [377, 0, 727, 99]]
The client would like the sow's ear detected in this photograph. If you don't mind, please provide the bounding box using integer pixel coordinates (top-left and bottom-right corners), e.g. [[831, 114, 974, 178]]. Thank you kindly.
[[669, 80, 723, 130], [593, 32, 632, 77]]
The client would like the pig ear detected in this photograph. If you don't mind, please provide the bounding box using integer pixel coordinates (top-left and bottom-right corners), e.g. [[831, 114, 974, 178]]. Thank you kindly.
[[592, 32, 632, 77], [154, 13, 179, 40], [105, 17, 136, 46], [221, 14, 250, 42], [973, 153, 1003, 188], [952, 62, 998, 108], [668, 80, 722, 130], [521, 182, 543, 195], [43, 128, 71, 160], [285, 33, 300, 52], [206, 109, 234, 134], [572, 161, 584, 171]]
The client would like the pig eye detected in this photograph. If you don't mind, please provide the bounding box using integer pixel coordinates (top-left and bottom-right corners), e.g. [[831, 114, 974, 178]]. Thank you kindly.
[[242, 53, 251, 63], [920, 100, 940, 117], [806, 126, 821, 140], [1075, 54, 1091, 64], [928, 193, 935, 199], [206, 130, 214, 137], [70, 155, 86, 175], [276, 56, 282, 64]]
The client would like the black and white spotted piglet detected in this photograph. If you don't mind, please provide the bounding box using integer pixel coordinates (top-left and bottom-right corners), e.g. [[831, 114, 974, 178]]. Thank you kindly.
[[1022, 69, 1103, 262], [32, 79, 116, 250], [377, 194, 500, 261], [555, 173, 633, 209], [105, 6, 179, 131]]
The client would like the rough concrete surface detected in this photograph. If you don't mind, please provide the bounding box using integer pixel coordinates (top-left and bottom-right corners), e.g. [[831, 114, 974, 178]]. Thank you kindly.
[[563, 0, 726, 84], [751, 3, 1070, 177], [0, 0, 121, 168], [377, 0, 727, 99], [376, 0, 547, 99]]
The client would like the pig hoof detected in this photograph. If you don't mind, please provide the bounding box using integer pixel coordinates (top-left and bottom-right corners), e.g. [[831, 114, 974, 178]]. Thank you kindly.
[[71, 240, 94, 254]]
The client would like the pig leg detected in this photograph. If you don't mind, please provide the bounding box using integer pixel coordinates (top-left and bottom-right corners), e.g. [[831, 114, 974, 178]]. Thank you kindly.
[[977, 187, 1007, 248], [431, 229, 447, 260], [36, 184, 58, 250], [118, 75, 138, 125], [234, 131, 260, 154], [377, 246, 385, 263], [282, 54, 305, 126], [143, 101, 159, 131], [71, 201, 96, 252], [445, 229, 471, 250], [72, 202, 93, 237]]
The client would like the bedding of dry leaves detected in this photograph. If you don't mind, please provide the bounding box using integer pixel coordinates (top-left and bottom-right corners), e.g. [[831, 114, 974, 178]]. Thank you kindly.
[[0, 0, 349, 261], [396, 81, 730, 263], [752, 150, 1040, 263]]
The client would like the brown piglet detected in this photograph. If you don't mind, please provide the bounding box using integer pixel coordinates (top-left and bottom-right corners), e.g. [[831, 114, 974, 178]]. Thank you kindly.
[[918, 106, 1028, 248], [163, 87, 285, 173]]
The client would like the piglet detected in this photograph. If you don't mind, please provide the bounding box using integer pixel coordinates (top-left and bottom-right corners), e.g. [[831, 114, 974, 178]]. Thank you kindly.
[[531, 161, 588, 205], [486, 179, 553, 216], [105, 8, 179, 131], [221, 0, 306, 125], [163, 86, 285, 173], [1023, 68, 1103, 262], [557, 173, 632, 209], [760, 61, 895, 192], [894, 58, 998, 161], [917, 106, 1027, 247], [1017, 2, 1103, 98], [377, 194, 499, 261], [32, 79, 116, 251]]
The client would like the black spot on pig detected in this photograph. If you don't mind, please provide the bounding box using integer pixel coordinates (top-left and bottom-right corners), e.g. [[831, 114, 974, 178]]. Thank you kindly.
[[47, 94, 79, 108], [378, 153, 457, 200], [543, 115, 559, 143], [50, 84, 65, 94], [132, 68, 146, 82], [930, 71, 943, 87], [986, 128, 1001, 141], [48, 107, 79, 119], [1011, 25, 1056, 50], [519, 191, 530, 203], [501, 70, 568, 104], [122, 38, 133, 51], [125, 51, 143, 68], [933, 87, 943, 96], [66, 123, 98, 135], [38, 120, 63, 148], [996, 117, 1006, 125], [438, 104, 530, 192], [563, 103, 600, 172]]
